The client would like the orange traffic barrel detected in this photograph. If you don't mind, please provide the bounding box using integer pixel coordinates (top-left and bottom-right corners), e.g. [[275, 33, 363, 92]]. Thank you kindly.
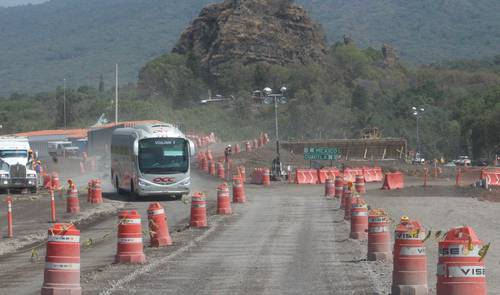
[[367, 209, 392, 262], [115, 210, 146, 264], [43, 173, 52, 189], [234, 144, 241, 154], [201, 157, 209, 172], [262, 168, 271, 186], [245, 141, 252, 152], [217, 183, 232, 215], [90, 179, 103, 204], [206, 150, 213, 161], [334, 176, 343, 199], [209, 161, 216, 176], [66, 180, 80, 214], [355, 175, 366, 193], [340, 185, 349, 209], [325, 178, 335, 198], [217, 162, 225, 180], [51, 173, 62, 191], [437, 226, 486, 295], [238, 166, 246, 183], [190, 192, 208, 227], [232, 177, 246, 203], [41, 223, 81, 295], [391, 217, 428, 295], [343, 189, 353, 220], [350, 196, 368, 240], [147, 202, 172, 247]]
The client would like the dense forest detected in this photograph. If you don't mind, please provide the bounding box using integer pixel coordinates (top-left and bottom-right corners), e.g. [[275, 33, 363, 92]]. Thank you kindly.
[[1, 0, 500, 95], [2, 43, 499, 161]]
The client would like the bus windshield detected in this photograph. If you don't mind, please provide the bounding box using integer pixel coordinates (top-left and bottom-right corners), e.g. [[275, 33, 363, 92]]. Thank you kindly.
[[138, 138, 188, 174], [0, 150, 28, 158]]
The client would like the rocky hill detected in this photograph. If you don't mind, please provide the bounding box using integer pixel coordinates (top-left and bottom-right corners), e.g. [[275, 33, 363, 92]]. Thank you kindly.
[[173, 0, 327, 72], [1, 0, 500, 95]]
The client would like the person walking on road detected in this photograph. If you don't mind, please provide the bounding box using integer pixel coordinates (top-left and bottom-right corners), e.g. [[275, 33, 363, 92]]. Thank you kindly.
[[224, 145, 232, 181]]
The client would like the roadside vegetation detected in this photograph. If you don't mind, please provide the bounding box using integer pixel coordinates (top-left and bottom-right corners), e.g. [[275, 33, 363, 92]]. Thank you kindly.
[[2, 43, 498, 161]]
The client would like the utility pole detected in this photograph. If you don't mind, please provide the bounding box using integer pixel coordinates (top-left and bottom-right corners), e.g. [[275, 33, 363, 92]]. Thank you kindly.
[[63, 78, 67, 129], [115, 64, 119, 124]]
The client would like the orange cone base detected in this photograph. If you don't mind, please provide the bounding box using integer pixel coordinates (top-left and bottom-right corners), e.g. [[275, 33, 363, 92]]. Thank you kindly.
[[41, 286, 82, 295], [190, 220, 208, 228], [391, 284, 428, 295], [350, 232, 368, 240], [115, 253, 146, 264], [367, 252, 392, 262], [67, 208, 80, 214], [233, 199, 246, 204], [217, 208, 232, 215], [150, 236, 172, 247]]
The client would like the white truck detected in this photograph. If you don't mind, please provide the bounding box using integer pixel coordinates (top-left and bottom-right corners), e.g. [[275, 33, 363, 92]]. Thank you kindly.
[[0, 136, 38, 192], [48, 141, 80, 161]]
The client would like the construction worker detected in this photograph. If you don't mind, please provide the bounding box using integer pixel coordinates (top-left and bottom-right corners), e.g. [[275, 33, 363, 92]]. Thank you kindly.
[[35, 160, 43, 187], [224, 145, 232, 181], [224, 145, 232, 163]]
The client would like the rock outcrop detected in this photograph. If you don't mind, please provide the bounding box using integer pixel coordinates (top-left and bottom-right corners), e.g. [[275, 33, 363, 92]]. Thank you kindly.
[[173, 0, 328, 72], [382, 43, 399, 68]]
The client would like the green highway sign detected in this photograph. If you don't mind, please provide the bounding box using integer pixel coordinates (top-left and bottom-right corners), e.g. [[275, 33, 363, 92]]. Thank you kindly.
[[304, 147, 340, 160]]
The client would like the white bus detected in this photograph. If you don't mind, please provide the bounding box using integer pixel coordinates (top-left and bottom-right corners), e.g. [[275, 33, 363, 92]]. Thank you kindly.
[[110, 123, 195, 198]]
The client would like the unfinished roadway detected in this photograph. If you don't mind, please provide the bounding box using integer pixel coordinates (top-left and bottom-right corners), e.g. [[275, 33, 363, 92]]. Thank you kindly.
[[0, 163, 499, 294]]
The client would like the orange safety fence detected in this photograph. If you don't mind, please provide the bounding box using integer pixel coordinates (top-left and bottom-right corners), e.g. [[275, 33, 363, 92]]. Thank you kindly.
[[481, 169, 500, 186], [344, 168, 364, 183], [251, 168, 266, 185], [293, 167, 384, 185], [317, 168, 341, 184], [295, 169, 319, 184]]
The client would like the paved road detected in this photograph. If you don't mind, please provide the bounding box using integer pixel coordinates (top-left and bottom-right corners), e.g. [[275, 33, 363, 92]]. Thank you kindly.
[[86, 183, 380, 295]]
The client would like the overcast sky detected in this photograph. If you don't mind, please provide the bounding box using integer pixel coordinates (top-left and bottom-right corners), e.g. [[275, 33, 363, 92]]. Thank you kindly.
[[0, 0, 47, 7]]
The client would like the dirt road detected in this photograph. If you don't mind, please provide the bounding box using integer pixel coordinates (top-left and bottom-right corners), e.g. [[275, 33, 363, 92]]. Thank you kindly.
[[0, 151, 498, 294], [84, 183, 381, 295]]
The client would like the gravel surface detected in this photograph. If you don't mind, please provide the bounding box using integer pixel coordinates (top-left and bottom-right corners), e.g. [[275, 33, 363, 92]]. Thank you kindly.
[[88, 183, 384, 295], [0, 142, 498, 294]]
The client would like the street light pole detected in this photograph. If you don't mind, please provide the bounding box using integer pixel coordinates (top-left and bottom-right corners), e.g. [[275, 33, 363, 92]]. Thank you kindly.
[[412, 106, 425, 157], [63, 78, 67, 129], [264, 86, 287, 180], [416, 114, 420, 155], [274, 95, 280, 157]]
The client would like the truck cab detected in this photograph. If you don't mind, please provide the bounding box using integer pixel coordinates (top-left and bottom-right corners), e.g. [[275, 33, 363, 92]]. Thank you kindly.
[[0, 136, 38, 192], [48, 141, 80, 161]]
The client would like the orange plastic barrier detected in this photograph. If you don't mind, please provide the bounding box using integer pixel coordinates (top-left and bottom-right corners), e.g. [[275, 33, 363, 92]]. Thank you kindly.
[[295, 169, 319, 184], [372, 167, 383, 182], [343, 168, 363, 182], [251, 168, 265, 185], [382, 172, 404, 190], [362, 167, 384, 182], [481, 170, 500, 186], [318, 168, 341, 184]]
